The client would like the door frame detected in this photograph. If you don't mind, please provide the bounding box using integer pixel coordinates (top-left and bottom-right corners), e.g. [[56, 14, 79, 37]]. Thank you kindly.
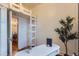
[[8, 10, 12, 56], [8, 10, 31, 56], [8, 10, 19, 56]]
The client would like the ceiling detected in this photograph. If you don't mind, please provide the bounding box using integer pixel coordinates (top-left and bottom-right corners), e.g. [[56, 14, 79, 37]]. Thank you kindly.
[[22, 3, 41, 9]]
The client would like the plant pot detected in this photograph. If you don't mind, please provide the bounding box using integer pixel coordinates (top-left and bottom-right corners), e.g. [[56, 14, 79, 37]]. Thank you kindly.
[[72, 52, 77, 56], [64, 54, 69, 56]]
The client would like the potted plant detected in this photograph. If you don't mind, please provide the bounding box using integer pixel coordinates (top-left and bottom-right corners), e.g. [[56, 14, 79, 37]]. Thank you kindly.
[[55, 16, 77, 56]]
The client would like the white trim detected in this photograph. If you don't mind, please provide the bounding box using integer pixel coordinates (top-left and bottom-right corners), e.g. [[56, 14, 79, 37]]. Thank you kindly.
[[0, 3, 32, 16], [9, 11, 12, 56]]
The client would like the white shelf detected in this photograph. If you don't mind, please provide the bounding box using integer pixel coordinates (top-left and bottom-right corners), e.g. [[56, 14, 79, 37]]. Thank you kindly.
[[0, 3, 32, 16], [32, 25, 36, 27], [31, 16, 37, 46], [9, 3, 20, 12], [0, 3, 9, 8], [32, 37, 36, 40], [10, 3, 31, 16], [31, 16, 36, 46], [32, 31, 36, 33]]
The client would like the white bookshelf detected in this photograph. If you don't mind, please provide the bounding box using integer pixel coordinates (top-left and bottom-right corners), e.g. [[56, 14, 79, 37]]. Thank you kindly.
[[30, 16, 37, 47], [0, 3, 37, 55], [7, 3, 37, 47]]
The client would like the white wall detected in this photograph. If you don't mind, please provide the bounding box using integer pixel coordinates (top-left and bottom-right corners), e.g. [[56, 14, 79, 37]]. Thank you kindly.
[[0, 8, 1, 55], [0, 8, 7, 56], [18, 16, 28, 49], [32, 3, 78, 55]]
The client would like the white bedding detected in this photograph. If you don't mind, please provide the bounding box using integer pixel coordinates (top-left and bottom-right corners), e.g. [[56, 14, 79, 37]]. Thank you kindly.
[[15, 44, 60, 56]]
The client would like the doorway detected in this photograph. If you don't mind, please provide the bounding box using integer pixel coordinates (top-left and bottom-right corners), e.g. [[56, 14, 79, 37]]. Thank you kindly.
[[12, 15, 18, 55], [8, 10, 31, 56]]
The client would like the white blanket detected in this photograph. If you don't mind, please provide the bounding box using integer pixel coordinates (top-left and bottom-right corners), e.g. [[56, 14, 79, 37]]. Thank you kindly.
[[15, 44, 60, 56]]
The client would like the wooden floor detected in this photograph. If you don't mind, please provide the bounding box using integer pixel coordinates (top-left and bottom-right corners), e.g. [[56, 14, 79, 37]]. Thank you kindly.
[[12, 38, 18, 56]]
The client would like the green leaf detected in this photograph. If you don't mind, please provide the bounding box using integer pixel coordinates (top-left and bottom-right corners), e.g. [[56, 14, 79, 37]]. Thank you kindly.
[[54, 16, 77, 44], [59, 19, 66, 27], [66, 16, 73, 24]]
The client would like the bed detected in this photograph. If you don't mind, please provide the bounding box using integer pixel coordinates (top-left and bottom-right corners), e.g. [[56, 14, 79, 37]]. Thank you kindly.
[[15, 43, 60, 56]]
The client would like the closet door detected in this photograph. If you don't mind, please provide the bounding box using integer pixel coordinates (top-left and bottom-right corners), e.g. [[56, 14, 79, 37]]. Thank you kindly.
[[18, 16, 27, 49], [0, 8, 8, 56]]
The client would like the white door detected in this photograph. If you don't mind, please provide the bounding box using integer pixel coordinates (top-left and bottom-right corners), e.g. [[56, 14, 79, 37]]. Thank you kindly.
[[0, 8, 8, 56], [18, 16, 27, 49]]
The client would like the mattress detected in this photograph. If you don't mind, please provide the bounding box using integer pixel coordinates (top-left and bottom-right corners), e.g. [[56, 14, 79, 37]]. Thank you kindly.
[[15, 44, 60, 56]]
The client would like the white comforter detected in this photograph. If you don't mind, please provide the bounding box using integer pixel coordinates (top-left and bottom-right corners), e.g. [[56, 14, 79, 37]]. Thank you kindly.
[[15, 44, 60, 56]]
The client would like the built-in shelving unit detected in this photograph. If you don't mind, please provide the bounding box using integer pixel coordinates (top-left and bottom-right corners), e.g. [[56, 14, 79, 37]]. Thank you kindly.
[[30, 16, 37, 47], [0, 3, 36, 45], [0, 3, 37, 55]]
